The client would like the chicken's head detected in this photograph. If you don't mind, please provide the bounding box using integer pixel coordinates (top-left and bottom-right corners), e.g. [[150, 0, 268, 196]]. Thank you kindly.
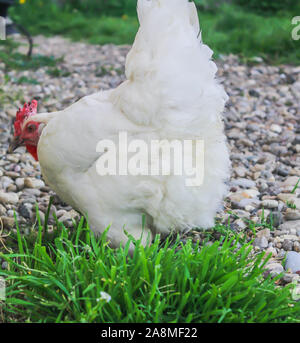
[[8, 100, 41, 161]]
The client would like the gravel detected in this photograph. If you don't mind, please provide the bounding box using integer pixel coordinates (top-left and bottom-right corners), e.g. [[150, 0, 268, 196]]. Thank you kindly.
[[285, 251, 300, 273], [0, 35, 300, 284]]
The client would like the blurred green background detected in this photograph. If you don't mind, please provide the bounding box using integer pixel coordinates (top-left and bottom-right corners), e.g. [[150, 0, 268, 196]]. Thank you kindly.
[[3, 0, 300, 64]]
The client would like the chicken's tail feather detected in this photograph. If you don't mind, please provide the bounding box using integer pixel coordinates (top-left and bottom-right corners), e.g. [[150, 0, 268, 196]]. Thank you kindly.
[[111, 0, 228, 136]]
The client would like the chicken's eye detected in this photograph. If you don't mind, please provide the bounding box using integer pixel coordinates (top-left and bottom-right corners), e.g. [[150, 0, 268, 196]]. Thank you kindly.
[[26, 124, 36, 133]]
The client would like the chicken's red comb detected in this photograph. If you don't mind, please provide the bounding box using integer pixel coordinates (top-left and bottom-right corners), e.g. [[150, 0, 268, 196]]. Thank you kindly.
[[14, 100, 38, 136]]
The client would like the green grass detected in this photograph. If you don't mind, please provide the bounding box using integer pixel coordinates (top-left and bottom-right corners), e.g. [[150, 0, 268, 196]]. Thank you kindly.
[[7, 2, 300, 65], [200, 5, 300, 64], [292, 178, 300, 194], [1, 210, 300, 323]]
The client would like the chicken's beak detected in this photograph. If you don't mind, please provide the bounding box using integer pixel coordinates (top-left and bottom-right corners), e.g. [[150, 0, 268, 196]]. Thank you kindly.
[[8, 136, 23, 154]]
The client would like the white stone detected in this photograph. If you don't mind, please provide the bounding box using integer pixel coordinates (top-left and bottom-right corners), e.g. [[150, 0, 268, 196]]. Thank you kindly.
[[261, 199, 278, 209], [0, 191, 19, 205], [24, 178, 45, 189]]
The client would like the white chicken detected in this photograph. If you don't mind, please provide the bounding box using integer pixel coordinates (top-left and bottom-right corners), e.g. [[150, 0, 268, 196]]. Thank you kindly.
[[9, 0, 230, 251]]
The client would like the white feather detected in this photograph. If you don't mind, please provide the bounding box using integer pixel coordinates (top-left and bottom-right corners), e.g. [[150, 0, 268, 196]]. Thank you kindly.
[[33, 0, 230, 251]]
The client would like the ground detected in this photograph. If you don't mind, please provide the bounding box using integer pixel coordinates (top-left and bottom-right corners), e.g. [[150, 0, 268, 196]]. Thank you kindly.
[[0, 35, 300, 286]]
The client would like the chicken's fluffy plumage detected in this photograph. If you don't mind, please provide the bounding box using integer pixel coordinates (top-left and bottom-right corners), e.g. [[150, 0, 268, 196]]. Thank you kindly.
[[24, 0, 230, 249]]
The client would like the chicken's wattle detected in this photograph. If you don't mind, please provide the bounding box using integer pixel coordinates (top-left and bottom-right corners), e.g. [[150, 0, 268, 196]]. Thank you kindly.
[[25, 144, 38, 161]]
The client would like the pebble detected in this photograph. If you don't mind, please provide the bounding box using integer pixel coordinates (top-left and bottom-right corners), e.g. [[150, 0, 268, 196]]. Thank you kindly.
[[281, 176, 300, 188], [1, 216, 15, 228], [24, 177, 45, 189], [285, 209, 300, 221], [18, 203, 32, 219], [270, 124, 282, 134], [235, 166, 247, 177], [282, 239, 294, 251], [0, 204, 6, 216], [279, 220, 300, 232], [256, 228, 270, 239], [277, 194, 297, 202], [265, 262, 284, 278], [261, 200, 278, 209], [254, 236, 268, 249], [294, 241, 300, 253], [231, 178, 256, 189], [0, 191, 19, 205], [283, 273, 300, 284], [285, 251, 300, 273], [232, 209, 250, 219], [264, 246, 277, 257], [267, 211, 284, 228], [233, 218, 247, 231], [15, 178, 25, 191], [0, 176, 13, 189]]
